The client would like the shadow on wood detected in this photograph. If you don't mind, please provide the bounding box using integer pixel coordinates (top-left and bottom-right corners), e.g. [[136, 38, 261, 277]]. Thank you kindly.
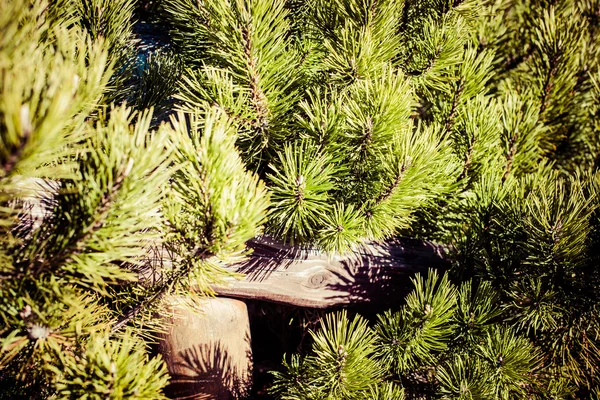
[[158, 297, 253, 400], [165, 341, 251, 400], [214, 236, 450, 308]]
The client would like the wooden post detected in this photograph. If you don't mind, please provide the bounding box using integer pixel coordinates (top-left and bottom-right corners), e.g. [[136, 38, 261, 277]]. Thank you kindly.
[[157, 296, 253, 400]]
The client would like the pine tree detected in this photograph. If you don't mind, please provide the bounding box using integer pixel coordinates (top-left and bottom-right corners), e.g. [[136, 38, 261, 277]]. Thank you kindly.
[[0, 0, 267, 397], [2, 0, 600, 399]]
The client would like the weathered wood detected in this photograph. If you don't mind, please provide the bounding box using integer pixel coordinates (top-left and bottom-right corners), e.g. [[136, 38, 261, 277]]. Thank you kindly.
[[213, 236, 449, 308], [158, 297, 253, 400]]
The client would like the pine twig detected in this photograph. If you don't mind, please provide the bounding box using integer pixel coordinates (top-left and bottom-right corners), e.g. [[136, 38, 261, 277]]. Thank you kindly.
[[111, 248, 213, 333], [502, 132, 518, 183], [241, 26, 270, 134], [376, 162, 410, 205], [457, 138, 475, 182], [539, 55, 559, 115], [444, 79, 464, 133], [29, 158, 134, 276]]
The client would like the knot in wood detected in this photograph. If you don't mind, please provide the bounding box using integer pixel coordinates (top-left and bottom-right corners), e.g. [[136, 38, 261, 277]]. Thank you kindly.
[[309, 273, 327, 288]]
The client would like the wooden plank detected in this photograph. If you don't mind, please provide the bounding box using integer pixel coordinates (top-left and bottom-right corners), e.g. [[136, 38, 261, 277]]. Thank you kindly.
[[213, 236, 449, 308], [14, 180, 450, 309]]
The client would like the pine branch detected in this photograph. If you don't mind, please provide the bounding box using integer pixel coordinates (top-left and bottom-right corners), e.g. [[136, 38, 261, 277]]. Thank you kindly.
[[62, 159, 134, 262], [376, 162, 410, 205], [241, 25, 270, 133], [502, 132, 518, 183], [457, 137, 474, 182], [216, 104, 261, 130], [408, 46, 442, 77], [111, 249, 213, 333], [539, 56, 559, 115], [6, 163, 132, 278], [358, 116, 374, 158], [109, 109, 269, 332], [444, 78, 464, 133], [503, 47, 535, 72]]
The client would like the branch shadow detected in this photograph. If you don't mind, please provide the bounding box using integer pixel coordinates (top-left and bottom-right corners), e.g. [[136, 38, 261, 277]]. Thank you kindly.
[[233, 236, 314, 282], [164, 331, 253, 400], [322, 237, 451, 308], [227, 235, 451, 309]]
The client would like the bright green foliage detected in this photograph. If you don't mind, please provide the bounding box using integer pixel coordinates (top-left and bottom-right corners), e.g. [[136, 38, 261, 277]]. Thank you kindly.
[[69, 0, 136, 60], [161, 108, 269, 293], [0, 279, 109, 377], [376, 271, 458, 373], [309, 311, 382, 398], [268, 2, 600, 396], [454, 280, 501, 344], [274, 272, 540, 399], [3, 0, 600, 398], [50, 330, 169, 399], [17, 106, 174, 290], [0, 97, 177, 394], [0, 0, 268, 397], [267, 142, 338, 245], [168, 108, 270, 259], [160, 0, 456, 251], [0, 3, 109, 215], [61, 0, 138, 105], [367, 382, 406, 400], [170, 0, 303, 165], [271, 311, 384, 400]]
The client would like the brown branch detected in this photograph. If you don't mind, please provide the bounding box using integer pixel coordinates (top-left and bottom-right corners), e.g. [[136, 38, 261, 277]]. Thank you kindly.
[[376, 161, 410, 204], [539, 55, 559, 115], [457, 138, 475, 182], [241, 26, 269, 135], [78, 159, 133, 252], [111, 284, 168, 333], [503, 48, 535, 72], [362, 116, 374, 148], [366, 0, 379, 30], [353, 116, 374, 170], [444, 79, 464, 133], [68, 159, 134, 259], [2, 160, 133, 281], [551, 219, 562, 246], [295, 175, 305, 203], [28, 158, 134, 276], [502, 131, 519, 183]]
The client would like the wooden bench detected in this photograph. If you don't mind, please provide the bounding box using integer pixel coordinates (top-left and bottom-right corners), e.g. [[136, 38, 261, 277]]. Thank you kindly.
[[160, 236, 448, 399]]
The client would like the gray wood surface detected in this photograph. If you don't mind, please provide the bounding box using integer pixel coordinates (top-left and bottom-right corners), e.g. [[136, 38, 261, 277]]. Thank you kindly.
[[213, 236, 449, 308]]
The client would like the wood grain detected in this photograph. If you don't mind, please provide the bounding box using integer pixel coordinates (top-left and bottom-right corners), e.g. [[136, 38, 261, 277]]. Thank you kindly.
[[213, 236, 449, 308]]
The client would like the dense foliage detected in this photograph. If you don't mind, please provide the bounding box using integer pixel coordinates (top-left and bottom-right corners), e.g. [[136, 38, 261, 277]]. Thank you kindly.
[[1, 0, 600, 398], [0, 0, 267, 397]]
